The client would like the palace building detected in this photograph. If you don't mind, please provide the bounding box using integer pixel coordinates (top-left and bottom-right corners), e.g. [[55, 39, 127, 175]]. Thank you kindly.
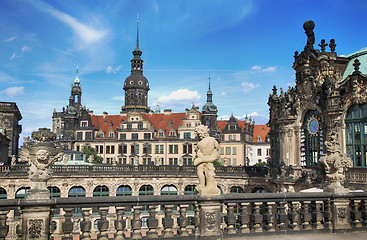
[[51, 22, 255, 167]]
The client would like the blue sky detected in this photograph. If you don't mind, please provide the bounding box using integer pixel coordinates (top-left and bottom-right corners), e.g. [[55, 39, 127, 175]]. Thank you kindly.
[[0, 0, 366, 141]]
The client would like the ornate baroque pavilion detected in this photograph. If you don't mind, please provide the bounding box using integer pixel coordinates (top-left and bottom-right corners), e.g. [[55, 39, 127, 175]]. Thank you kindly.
[[268, 20, 367, 192]]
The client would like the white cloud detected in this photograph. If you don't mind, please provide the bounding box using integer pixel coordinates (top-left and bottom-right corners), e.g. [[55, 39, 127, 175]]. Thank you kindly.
[[112, 96, 124, 101], [4, 36, 16, 42], [248, 112, 258, 116], [1, 86, 25, 97], [241, 81, 259, 93], [31, 1, 108, 46], [21, 45, 32, 52], [251, 65, 277, 72], [221, 92, 227, 96], [153, 89, 201, 109], [23, 127, 39, 134], [106, 65, 122, 74], [154, 2, 159, 13], [9, 53, 17, 60]]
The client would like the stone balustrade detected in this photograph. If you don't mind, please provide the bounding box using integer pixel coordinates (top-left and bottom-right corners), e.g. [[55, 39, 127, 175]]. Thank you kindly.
[[0, 192, 367, 239], [0, 164, 268, 177]]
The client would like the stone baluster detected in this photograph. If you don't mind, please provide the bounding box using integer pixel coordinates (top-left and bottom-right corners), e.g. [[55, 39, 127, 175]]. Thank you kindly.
[[147, 205, 158, 238], [323, 200, 332, 231], [131, 206, 142, 239], [62, 208, 74, 240], [239, 202, 250, 233], [97, 207, 109, 240], [263, 202, 275, 232], [163, 205, 174, 238], [80, 208, 92, 240], [300, 201, 312, 230], [115, 206, 126, 240], [225, 203, 237, 234], [361, 200, 367, 226], [313, 201, 323, 230], [287, 201, 299, 230], [277, 201, 287, 231], [178, 204, 189, 236], [350, 200, 362, 228], [251, 202, 263, 232], [194, 203, 200, 236], [0, 210, 9, 240]]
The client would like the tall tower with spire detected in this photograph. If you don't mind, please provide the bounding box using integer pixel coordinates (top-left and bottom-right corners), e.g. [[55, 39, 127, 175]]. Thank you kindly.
[[67, 67, 82, 115], [201, 76, 218, 137], [121, 17, 150, 113]]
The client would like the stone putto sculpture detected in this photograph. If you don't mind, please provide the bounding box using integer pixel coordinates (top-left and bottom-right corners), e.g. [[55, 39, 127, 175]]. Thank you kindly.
[[19, 128, 63, 200], [194, 125, 220, 196]]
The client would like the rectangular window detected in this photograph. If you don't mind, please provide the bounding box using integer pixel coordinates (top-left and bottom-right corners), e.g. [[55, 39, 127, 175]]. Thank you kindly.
[[169, 158, 178, 165], [85, 132, 91, 140], [232, 147, 237, 155], [120, 134, 126, 140], [81, 121, 88, 127], [132, 133, 138, 140], [106, 146, 111, 154], [266, 148, 270, 156], [123, 145, 127, 154], [226, 147, 231, 155], [220, 147, 224, 155], [160, 145, 164, 154], [111, 146, 115, 154], [143, 145, 152, 154], [232, 159, 237, 165], [227, 158, 231, 165], [257, 149, 262, 156], [184, 132, 191, 139], [131, 145, 134, 154], [138, 124, 143, 129], [76, 132, 83, 140], [76, 146, 80, 152], [155, 145, 164, 154], [118, 145, 122, 154], [135, 145, 139, 154], [169, 145, 178, 154], [144, 133, 151, 140]]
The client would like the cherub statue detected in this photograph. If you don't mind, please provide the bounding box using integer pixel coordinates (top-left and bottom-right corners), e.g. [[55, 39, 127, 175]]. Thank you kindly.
[[194, 125, 220, 196]]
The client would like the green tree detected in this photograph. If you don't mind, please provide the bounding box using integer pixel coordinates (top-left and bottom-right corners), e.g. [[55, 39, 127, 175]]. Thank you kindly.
[[81, 144, 103, 164]]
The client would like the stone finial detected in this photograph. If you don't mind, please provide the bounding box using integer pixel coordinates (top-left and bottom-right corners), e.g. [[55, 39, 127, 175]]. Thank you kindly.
[[31, 128, 56, 142], [319, 39, 328, 52], [303, 20, 315, 50], [353, 59, 361, 74], [329, 39, 336, 52], [272, 85, 277, 95]]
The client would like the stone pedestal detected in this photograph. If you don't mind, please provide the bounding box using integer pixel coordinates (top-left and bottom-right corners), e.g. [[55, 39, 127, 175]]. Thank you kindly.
[[199, 201, 221, 239], [21, 205, 51, 240], [26, 189, 50, 201], [331, 198, 350, 230]]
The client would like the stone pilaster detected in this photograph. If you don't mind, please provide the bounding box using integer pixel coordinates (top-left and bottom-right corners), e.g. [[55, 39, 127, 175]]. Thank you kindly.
[[331, 198, 350, 230], [199, 201, 221, 239], [21, 205, 51, 240]]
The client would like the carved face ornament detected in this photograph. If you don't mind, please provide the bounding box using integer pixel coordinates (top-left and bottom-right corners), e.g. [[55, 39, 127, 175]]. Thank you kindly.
[[36, 149, 49, 162]]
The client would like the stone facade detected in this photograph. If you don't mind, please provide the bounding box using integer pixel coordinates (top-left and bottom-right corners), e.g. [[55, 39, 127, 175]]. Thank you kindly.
[[268, 20, 366, 192], [0, 102, 22, 165]]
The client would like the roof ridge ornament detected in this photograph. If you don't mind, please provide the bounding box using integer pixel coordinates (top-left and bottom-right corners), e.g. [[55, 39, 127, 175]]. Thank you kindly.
[[353, 59, 361, 74], [329, 39, 336, 52], [319, 39, 328, 52]]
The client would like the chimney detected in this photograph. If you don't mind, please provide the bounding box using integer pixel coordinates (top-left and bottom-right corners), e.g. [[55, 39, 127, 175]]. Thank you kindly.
[[88, 110, 93, 116], [164, 109, 172, 115], [103, 112, 108, 119]]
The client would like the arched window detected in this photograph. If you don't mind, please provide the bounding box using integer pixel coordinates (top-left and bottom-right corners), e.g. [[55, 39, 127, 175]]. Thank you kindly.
[[184, 185, 196, 195], [93, 185, 109, 197], [251, 187, 267, 193], [15, 187, 30, 199], [48, 186, 61, 199], [230, 186, 244, 194], [301, 110, 323, 167], [68, 186, 86, 198], [116, 185, 132, 196], [0, 187, 7, 199], [345, 104, 367, 167], [139, 185, 154, 196], [161, 185, 177, 195]]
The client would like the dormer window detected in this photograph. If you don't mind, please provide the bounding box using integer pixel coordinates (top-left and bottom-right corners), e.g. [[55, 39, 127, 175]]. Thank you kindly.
[[96, 130, 104, 138], [257, 135, 262, 142], [158, 130, 164, 137], [169, 130, 176, 137], [108, 132, 115, 138], [81, 121, 88, 127]]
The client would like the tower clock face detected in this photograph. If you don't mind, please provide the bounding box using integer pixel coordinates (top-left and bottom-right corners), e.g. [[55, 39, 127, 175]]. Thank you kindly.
[[307, 116, 319, 135]]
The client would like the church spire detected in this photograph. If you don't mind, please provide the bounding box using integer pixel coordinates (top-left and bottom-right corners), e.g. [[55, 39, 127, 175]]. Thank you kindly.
[[206, 75, 213, 103], [132, 16, 142, 59], [74, 66, 80, 85]]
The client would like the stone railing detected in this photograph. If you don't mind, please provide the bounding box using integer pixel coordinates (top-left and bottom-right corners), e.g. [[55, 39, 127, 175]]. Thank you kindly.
[[0, 164, 268, 177], [0, 192, 367, 239]]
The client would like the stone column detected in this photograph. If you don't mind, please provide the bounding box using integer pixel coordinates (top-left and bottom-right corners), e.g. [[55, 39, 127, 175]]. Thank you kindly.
[[18, 128, 63, 240]]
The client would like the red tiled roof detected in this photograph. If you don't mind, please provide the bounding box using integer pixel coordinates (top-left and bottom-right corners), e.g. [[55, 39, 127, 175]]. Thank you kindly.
[[217, 120, 249, 132], [253, 125, 270, 143]]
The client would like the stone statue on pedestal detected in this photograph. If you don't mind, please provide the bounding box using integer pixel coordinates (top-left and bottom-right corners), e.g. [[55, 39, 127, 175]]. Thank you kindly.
[[194, 125, 220, 196], [19, 128, 63, 200]]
